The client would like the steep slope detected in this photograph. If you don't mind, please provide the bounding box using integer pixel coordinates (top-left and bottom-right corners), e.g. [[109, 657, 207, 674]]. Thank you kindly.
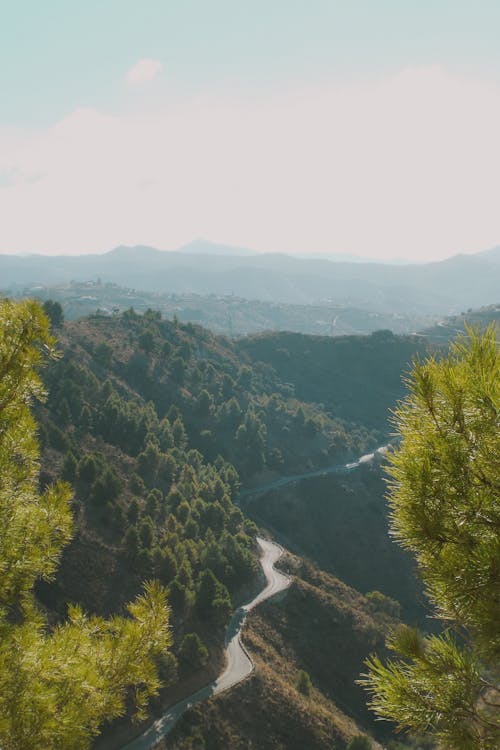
[[244, 461, 424, 623], [237, 329, 429, 431], [29, 309, 431, 748], [32, 311, 383, 740], [164, 554, 399, 750]]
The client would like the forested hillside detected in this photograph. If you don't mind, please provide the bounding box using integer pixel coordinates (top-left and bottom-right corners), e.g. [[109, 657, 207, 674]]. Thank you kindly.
[[237, 330, 428, 430], [244, 462, 424, 623], [13, 280, 435, 337], [165, 554, 408, 750], [31, 307, 432, 747]]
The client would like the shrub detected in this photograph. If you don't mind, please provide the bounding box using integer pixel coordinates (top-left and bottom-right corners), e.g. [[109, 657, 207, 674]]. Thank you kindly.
[[295, 669, 312, 696]]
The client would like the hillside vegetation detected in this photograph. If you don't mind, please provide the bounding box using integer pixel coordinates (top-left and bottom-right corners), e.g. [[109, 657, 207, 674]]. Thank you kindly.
[[31, 309, 390, 739], [28, 307, 434, 747], [13, 280, 436, 337], [244, 462, 424, 623], [164, 554, 395, 750], [237, 330, 428, 431], [0, 299, 171, 750]]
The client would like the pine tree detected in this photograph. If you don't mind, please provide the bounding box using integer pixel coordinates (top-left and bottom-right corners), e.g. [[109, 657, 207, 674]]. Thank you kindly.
[[0, 299, 172, 750], [295, 669, 312, 697], [361, 326, 500, 750]]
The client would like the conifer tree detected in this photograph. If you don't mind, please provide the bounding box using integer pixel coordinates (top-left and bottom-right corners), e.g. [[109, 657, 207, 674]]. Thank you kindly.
[[295, 669, 312, 697], [0, 299, 171, 750], [361, 326, 500, 750]]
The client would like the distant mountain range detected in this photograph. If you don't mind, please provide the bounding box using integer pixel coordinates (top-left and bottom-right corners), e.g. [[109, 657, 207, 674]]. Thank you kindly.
[[1, 242, 499, 316], [176, 239, 258, 256], [176, 239, 412, 264]]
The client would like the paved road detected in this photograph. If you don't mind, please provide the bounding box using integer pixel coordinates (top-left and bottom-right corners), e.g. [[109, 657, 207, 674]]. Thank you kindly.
[[122, 445, 388, 749], [239, 445, 389, 501], [122, 537, 290, 750]]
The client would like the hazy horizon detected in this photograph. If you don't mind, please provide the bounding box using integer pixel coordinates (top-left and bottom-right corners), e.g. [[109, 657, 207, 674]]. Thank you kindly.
[[2, 2, 500, 261], [0, 237, 497, 265]]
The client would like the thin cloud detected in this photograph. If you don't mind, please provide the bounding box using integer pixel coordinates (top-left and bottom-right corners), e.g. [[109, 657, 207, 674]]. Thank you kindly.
[[1, 67, 500, 258], [126, 58, 162, 85]]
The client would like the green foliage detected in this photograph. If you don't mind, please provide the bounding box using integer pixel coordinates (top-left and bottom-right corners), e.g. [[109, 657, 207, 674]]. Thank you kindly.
[[347, 737, 372, 750], [179, 633, 209, 670], [156, 650, 179, 687], [139, 329, 155, 353], [0, 299, 70, 604], [238, 329, 427, 432], [94, 341, 113, 367], [77, 454, 98, 483], [127, 498, 140, 524], [125, 525, 140, 557], [196, 389, 213, 418], [61, 451, 78, 482], [139, 518, 155, 548], [157, 548, 178, 583], [295, 669, 312, 696], [26, 305, 384, 717], [145, 489, 161, 519], [79, 404, 93, 433], [361, 327, 500, 750], [195, 567, 232, 627], [44, 308, 373, 488], [366, 591, 401, 620], [0, 299, 172, 749], [211, 594, 232, 627], [90, 467, 121, 505], [42, 299, 64, 328]]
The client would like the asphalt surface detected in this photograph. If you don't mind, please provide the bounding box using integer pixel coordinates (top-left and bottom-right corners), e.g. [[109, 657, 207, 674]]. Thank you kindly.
[[239, 445, 389, 501], [122, 445, 388, 749], [121, 537, 291, 750]]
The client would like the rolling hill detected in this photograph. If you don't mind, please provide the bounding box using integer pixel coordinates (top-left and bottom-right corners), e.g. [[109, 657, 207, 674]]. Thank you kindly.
[[2, 243, 500, 316]]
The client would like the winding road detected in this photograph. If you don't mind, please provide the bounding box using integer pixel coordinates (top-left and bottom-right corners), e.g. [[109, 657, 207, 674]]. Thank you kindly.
[[122, 445, 388, 750], [122, 537, 291, 750], [239, 444, 389, 501]]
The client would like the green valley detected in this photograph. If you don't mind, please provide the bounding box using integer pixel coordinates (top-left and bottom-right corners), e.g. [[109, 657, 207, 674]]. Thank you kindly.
[[15, 304, 434, 749]]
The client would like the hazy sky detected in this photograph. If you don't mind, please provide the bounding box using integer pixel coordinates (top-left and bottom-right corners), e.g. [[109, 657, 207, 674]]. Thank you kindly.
[[2, 1, 500, 260]]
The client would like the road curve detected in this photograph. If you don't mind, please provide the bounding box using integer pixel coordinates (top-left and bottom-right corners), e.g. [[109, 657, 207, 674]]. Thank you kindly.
[[239, 445, 389, 501], [122, 537, 290, 750], [122, 446, 388, 749]]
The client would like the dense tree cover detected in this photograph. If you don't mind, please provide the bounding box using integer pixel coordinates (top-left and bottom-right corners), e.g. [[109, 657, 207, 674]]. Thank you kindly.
[[35, 307, 382, 629], [0, 300, 171, 750], [179, 633, 209, 671], [362, 327, 500, 750], [347, 737, 372, 750], [247, 465, 423, 622], [42, 298, 64, 328], [35, 309, 268, 705], [237, 330, 429, 432], [23, 306, 406, 741], [166, 552, 397, 750], [50, 310, 375, 479]]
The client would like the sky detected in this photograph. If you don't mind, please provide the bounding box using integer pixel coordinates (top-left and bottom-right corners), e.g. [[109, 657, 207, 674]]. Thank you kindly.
[[2, 1, 500, 260]]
